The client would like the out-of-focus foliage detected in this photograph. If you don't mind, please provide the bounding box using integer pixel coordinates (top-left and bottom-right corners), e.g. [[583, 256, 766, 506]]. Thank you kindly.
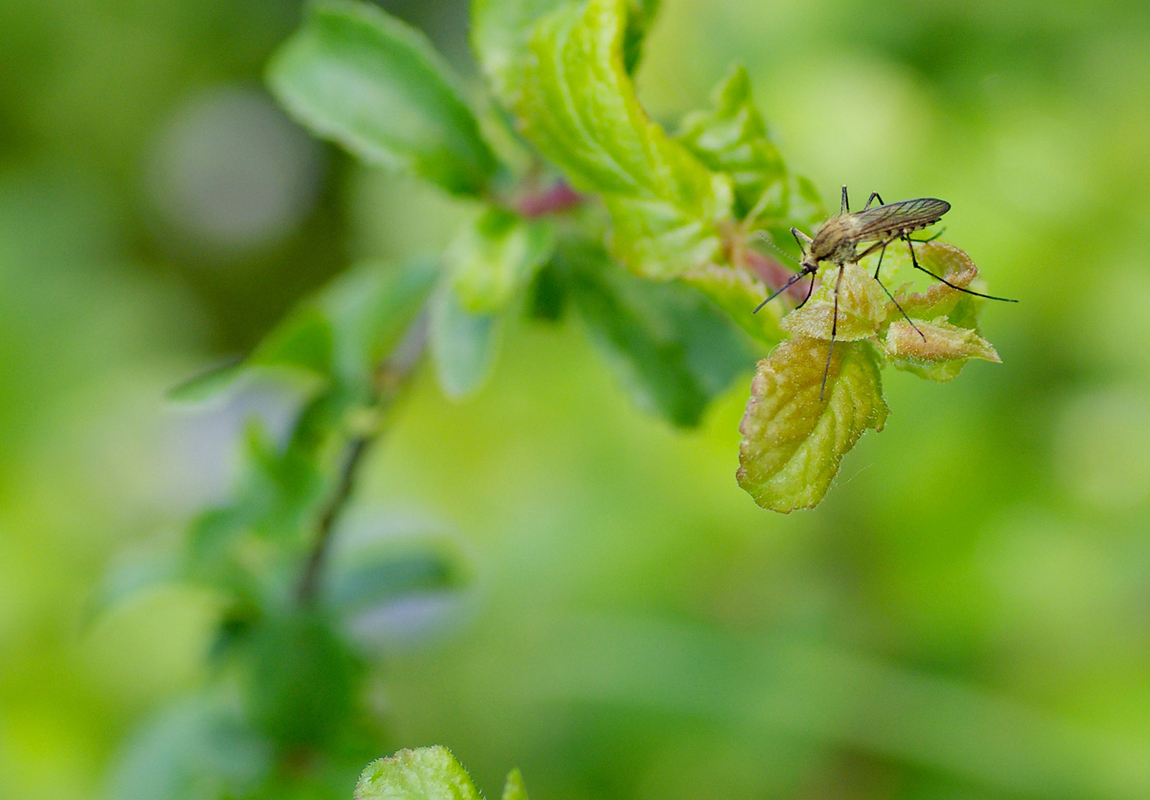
[[4, 1, 1150, 800]]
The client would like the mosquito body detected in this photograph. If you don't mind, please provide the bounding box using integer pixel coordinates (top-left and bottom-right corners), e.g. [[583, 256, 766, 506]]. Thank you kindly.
[[754, 185, 1016, 399]]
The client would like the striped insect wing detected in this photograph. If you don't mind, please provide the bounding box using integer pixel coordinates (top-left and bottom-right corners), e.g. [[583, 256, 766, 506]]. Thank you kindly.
[[853, 198, 950, 238]]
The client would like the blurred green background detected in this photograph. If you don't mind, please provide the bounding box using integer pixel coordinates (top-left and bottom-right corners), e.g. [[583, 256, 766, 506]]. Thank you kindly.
[[4, 0, 1150, 799]]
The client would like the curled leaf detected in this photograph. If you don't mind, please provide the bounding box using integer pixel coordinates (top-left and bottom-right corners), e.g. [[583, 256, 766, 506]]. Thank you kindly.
[[676, 65, 786, 219], [737, 338, 888, 512], [780, 262, 889, 342], [888, 240, 980, 321], [508, 0, 733, 277], [885, 318, 1001, 382]]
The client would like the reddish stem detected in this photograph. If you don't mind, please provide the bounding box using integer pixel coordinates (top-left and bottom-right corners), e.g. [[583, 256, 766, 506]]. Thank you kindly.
[[515, 181, 584, 218]]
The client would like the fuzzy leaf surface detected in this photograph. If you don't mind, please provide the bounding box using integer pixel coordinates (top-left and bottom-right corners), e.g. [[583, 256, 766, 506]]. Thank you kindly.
[[885, 318, 1001, 381], [268, 0, 497, 196], [356, 747, 481, 800], [737, 338, 888, 512], [512, 0, 733, 276]]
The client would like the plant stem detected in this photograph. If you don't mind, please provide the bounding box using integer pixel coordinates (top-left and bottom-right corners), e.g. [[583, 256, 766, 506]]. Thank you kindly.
[[296, 312, 429, 605]]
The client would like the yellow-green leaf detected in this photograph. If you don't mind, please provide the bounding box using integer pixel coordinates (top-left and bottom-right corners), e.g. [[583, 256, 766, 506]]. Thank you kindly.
[[737, 338, 888, 512]]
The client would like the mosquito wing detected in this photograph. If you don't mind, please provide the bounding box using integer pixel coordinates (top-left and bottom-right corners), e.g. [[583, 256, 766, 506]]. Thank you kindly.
[[852, 197, 950, 238]]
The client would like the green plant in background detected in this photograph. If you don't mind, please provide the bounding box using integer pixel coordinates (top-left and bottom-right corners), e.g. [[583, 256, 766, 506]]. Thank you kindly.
[[106, 0, 1008, 796]]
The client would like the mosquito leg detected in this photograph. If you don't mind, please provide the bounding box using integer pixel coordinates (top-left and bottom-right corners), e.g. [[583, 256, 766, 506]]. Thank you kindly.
[[818, 337, 837, 400], [820, 265, 846, 401], [872, 242, 886, 279], [908, 227, 945, 243], [840, 185, 849, 214], [799, 270, 817, 308], [905, 236, 1018, 303], [862, 191, 885, 211]]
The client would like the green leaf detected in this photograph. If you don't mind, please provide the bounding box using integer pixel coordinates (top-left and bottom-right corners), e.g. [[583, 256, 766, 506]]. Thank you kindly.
[[325, 541, 466, 614], [500, 769, 529, 800], [268, 0, 498, 196], [316, 257, 440, 385], [472, 0, 575, 100], [105, 693, 271, 800], [251, 305, 335, 380], [884, 318, 1001, 382], [166, 358, 244, 403], [430, 281, 503, 399], [566, 245, 753, 427], [621, 0, 661, 73], [676, 65, 786, 219], [737, 338, 889, 512], [511, 0, 733, 277], [248, 609, 363, 749], [356, 747, 482, 800], [448, 208, 555, 313], [186, 409, 332, 578], [682, 263, 788, 346], [780, 261, 890, 342]]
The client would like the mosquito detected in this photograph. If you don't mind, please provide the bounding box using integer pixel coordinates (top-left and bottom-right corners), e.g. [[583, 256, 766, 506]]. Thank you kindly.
[[754, 185, 1017, 399]]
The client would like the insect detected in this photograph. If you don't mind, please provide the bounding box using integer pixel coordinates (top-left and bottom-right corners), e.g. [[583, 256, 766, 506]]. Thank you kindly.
[[754, 186, 1017, 399]]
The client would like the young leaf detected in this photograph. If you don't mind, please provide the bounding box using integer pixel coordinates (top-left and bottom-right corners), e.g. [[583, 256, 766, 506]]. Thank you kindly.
[[430, 281, 503, 399], [676, 65, 786, 219], [780, 261, 890, 342], [471, 0, 571, 100], [501, 769, 529, 800], [248, 609, 363, 749], [565, 245, 754, 427], [682, 263, 788, 346], [737, 338, 889, 512], [884, 318, 1001, 382], [356, 747, 482, 800], [317, 257, 440, 385], [105, 693, 271, 800], [448, 208, 555, 314], [324, 542, 466, 615], [511, 0, 734, 277], [268, 0, 498, 196]]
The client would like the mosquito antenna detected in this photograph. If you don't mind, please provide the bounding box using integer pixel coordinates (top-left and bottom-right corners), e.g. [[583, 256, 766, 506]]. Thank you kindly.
[[753, 230, 799, 265], [904, 237, 1018, 303]]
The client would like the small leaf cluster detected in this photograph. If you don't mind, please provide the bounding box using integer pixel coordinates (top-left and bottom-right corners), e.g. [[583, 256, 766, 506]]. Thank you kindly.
[[737, 242, 1002, 512], [356, 747, 526, 800]]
